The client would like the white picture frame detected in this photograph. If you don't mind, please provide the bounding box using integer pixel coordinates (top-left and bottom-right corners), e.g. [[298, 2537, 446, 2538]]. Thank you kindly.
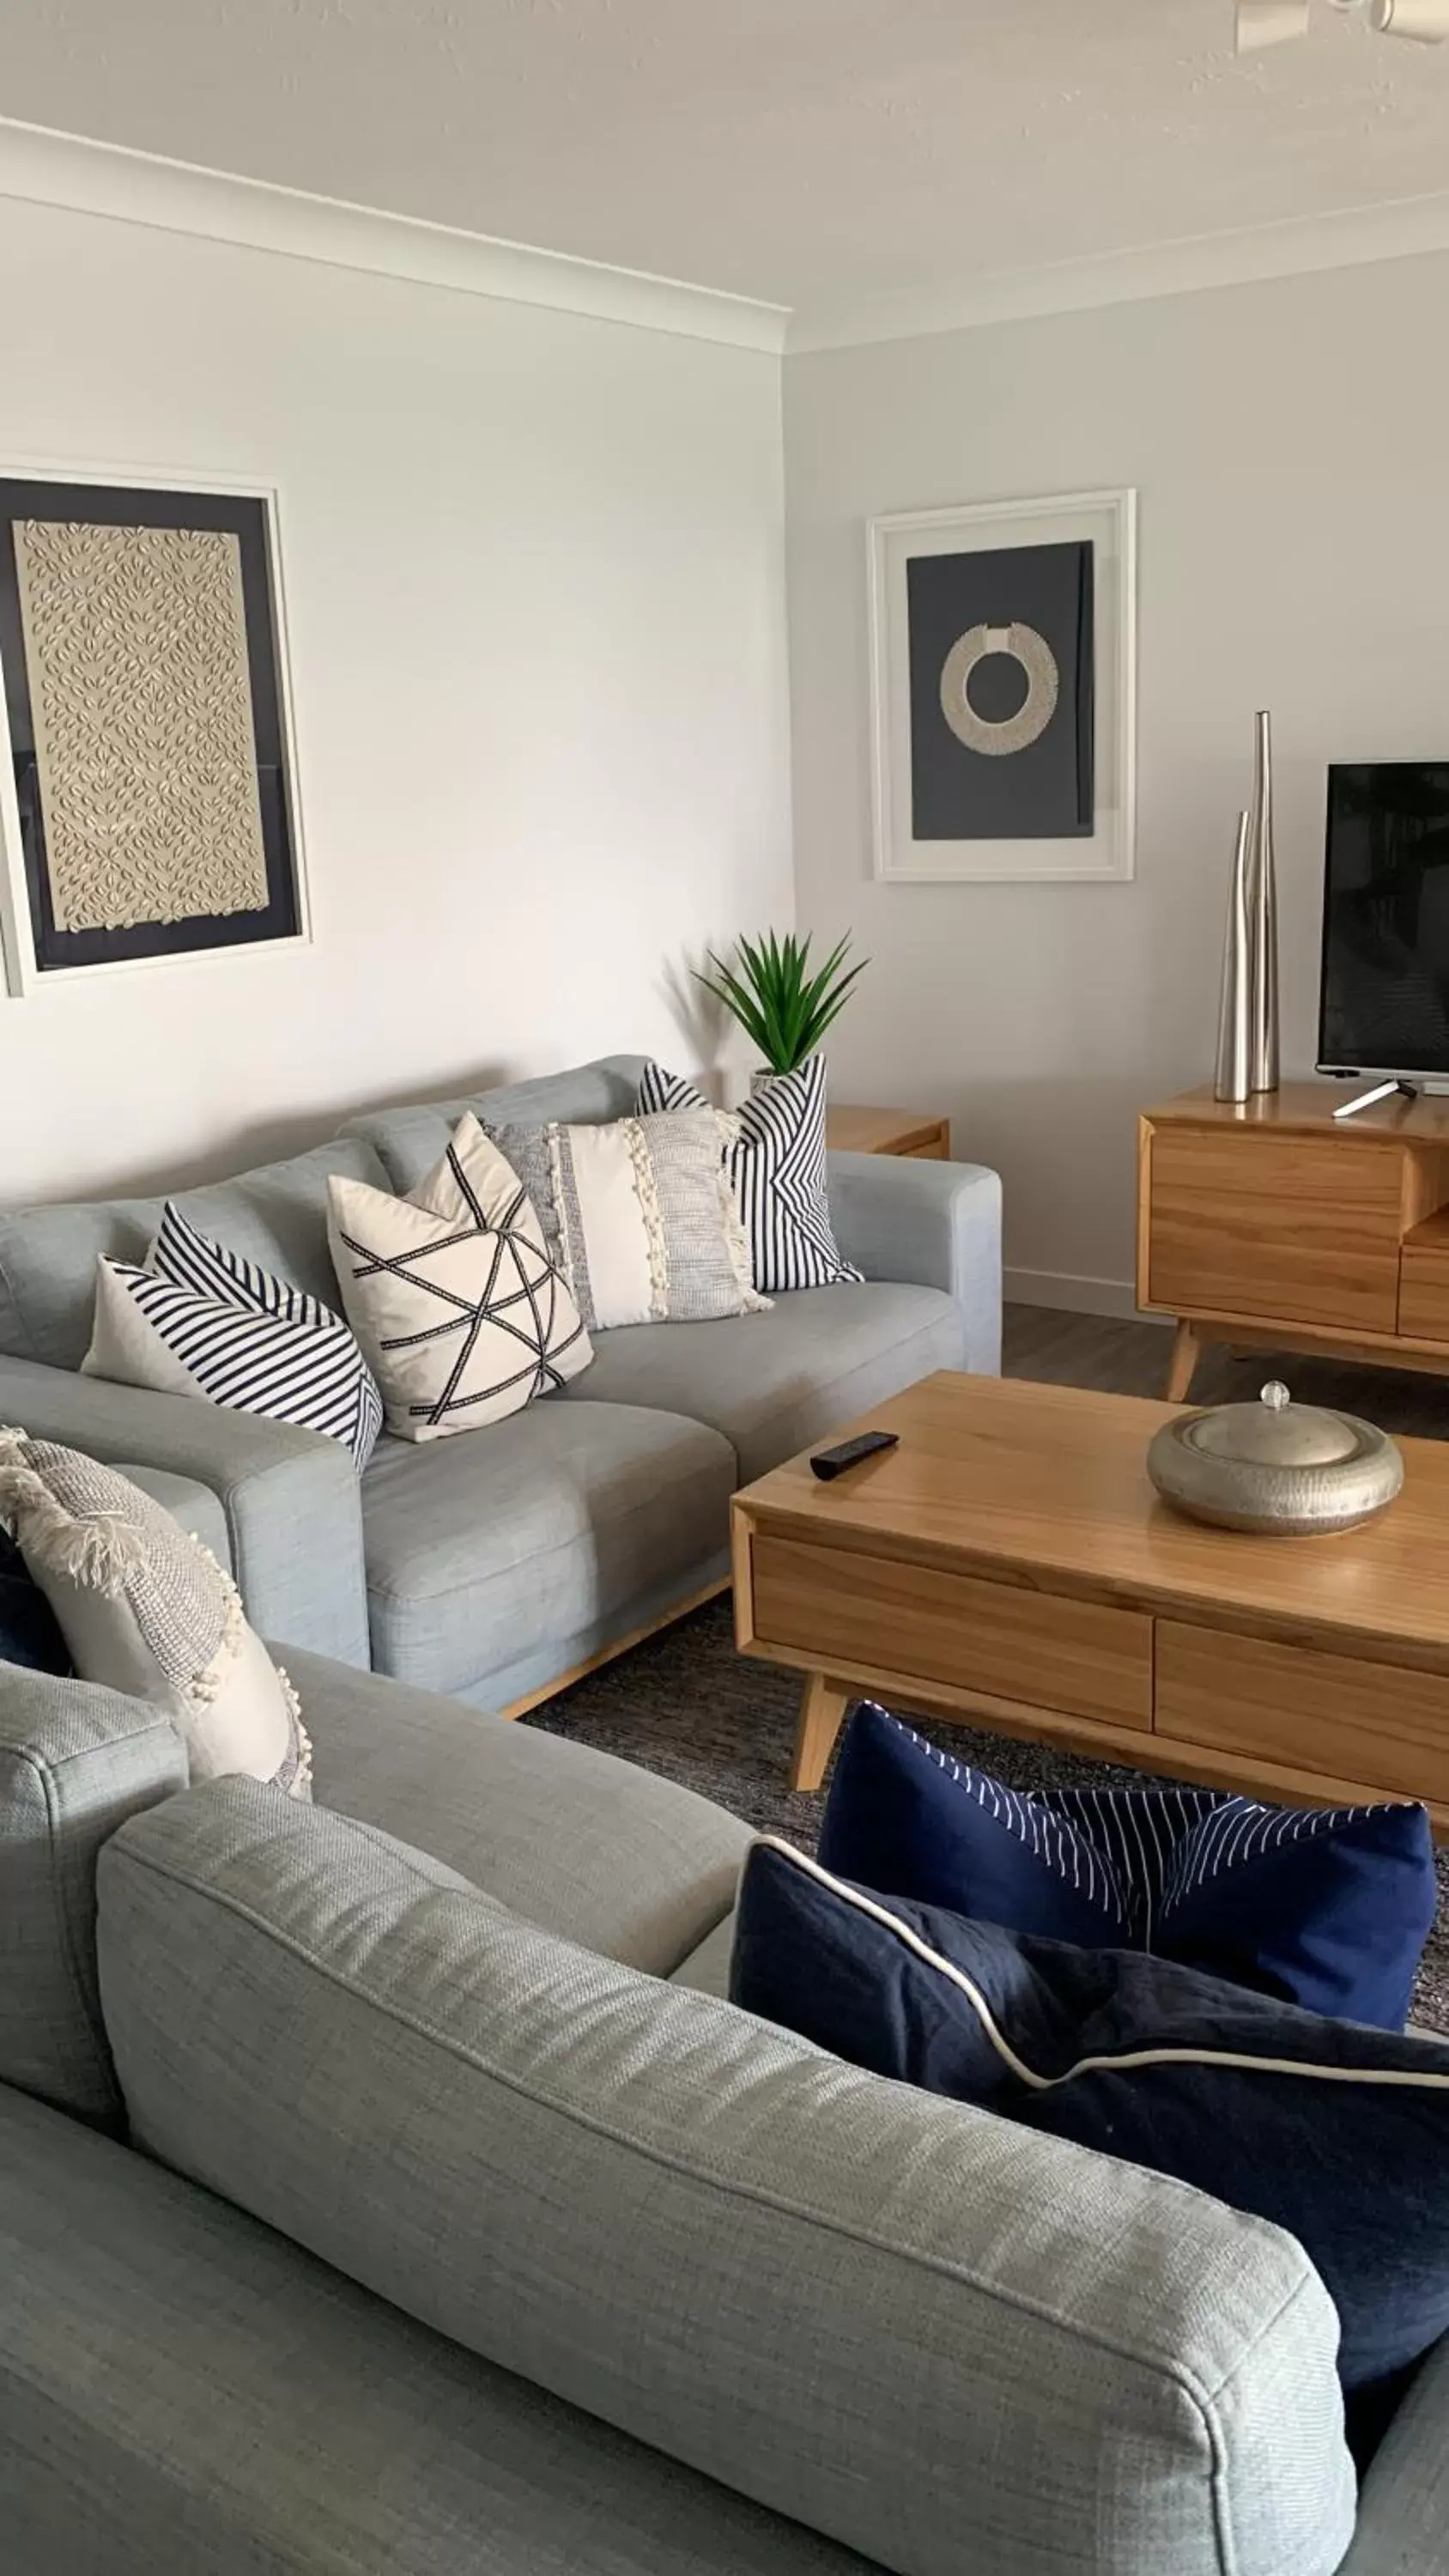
[[867, 487, 1137, 884], [0, 458, 311, 999]]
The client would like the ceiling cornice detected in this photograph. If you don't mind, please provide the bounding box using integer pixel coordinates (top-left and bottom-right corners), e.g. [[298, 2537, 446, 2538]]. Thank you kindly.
[[5, 113, 1449, 363], [788, 187, 1449, 352], [0, 118, 790, 355]]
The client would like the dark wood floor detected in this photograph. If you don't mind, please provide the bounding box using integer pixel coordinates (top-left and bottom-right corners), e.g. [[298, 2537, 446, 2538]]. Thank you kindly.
[[1003, 1303, 1449, 1441]]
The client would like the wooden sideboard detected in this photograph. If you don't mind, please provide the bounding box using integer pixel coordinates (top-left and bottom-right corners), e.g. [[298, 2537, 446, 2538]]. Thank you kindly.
[[826, 1104, 950, 1159], [1138, 1082, 1449, 1400]]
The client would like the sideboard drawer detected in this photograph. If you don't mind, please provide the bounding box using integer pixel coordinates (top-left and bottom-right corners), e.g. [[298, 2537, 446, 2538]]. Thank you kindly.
[[1398, 1216, 1449, 1344], [749, 1534, 1153, 1731], [1146, 1126, 1403, 1332], [1155, 1619, 1449, 1803]]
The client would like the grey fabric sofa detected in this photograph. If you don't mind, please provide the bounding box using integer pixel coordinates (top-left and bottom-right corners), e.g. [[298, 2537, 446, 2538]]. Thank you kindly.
[[5, 1638, 1439, 2576], [0, 1056, 1000, 1713]]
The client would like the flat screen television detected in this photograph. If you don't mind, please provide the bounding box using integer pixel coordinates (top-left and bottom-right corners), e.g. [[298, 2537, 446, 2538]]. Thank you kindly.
[[1318, 762, 1449, 1081]]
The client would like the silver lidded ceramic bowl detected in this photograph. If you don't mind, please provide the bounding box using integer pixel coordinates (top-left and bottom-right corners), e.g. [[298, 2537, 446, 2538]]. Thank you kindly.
[[1147, 1380, 1404, 1536]]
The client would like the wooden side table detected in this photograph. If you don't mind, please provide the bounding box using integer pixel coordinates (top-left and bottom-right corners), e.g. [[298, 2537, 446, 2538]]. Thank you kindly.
[[827, 1104, 951, 1160]]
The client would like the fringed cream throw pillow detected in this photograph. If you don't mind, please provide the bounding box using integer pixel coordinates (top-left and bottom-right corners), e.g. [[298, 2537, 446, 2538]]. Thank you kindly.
[[0, 1432, 310, 1797], [488, 1109, 769, 1332]]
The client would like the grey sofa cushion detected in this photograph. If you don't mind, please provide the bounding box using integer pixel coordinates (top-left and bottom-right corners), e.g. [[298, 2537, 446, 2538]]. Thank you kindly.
[[344, 1055, 649, 1195], [0, 2085, 870, 2576], [361, 1400, 736, 1700], [563, 1283, 967, 1483], [0, 1137, 390, 1372], [669, 1909, 736, 1997], [1338, 2325, 1449, 2575], [98, 1782, 1355, 2576], [295, 1647, 747, 1975], [0, 1666, 185, 2121]]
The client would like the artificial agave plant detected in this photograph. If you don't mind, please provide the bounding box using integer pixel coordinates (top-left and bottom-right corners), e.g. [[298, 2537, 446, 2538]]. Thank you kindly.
[[694, 931, 869, 1077]]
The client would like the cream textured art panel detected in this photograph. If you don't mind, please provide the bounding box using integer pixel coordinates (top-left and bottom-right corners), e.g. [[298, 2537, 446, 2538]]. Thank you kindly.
[[12, 518, 268, 931]]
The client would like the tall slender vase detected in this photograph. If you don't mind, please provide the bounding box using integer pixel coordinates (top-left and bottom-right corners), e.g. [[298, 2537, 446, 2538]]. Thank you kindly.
[[1246, 708, 1280, 1095], [1214, 811, 1253, 1103]]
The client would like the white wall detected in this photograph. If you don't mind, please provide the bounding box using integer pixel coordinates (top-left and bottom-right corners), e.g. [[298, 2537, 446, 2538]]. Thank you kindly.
[[0, 195, 791, 1205], [785, 253, 1449, 1309]]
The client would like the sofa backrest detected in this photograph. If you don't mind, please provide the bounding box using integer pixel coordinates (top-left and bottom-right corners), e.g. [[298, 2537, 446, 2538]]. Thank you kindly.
[[0, 1139, 390, 1372], [0, 1662, 185, 2124], [95, 1779, 1357, 2576], [343, 1054, 648, 1194]]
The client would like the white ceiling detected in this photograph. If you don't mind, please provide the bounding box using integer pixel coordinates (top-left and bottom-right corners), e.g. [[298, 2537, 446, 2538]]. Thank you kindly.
[[1, 0, 1447, 327]]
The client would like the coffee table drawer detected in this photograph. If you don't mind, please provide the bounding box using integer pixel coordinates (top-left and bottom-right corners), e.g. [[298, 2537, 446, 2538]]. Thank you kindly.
[[1156, 1621, 1449, 1803], [749, 1534, 1153, 1731]]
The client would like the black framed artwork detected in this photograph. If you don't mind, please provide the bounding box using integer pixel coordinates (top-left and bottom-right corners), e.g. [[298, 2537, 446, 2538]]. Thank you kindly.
[[0, 476, 306, 989], [869, 491, 1137, 884]]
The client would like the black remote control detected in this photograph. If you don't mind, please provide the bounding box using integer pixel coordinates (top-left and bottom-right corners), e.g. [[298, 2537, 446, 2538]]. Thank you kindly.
[[809, 1431, 900, 1482]]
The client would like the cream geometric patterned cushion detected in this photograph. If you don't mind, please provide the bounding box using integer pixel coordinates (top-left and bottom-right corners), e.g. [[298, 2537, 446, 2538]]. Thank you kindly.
[[326, 1114, 593, 1443], [0, 1432, 310, 1797]]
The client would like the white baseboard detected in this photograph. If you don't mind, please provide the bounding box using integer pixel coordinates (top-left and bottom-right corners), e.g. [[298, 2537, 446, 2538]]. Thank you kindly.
[[1004, 1267, 1169, 1324]]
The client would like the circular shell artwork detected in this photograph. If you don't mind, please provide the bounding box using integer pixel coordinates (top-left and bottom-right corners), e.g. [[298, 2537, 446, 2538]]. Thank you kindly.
[[939, 621, 1060, 757]]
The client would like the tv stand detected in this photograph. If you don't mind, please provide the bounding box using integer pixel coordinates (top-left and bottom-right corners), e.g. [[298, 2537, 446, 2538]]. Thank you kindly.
[[1138, 1081, 1449, 1401], [1333, 1078, 1418, 1122]]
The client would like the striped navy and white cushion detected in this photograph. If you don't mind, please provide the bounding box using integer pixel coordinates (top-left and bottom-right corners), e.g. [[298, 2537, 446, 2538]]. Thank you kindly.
[[637, 1056, 862, 1294], [817, 1703, 1439, 2032], [82, 1203, 382, 1470]]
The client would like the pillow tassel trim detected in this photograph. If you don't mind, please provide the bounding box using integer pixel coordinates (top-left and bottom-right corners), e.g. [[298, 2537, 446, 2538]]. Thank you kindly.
[[187, 1543, 312, 1796], [754, 1838, 1449, 2096], [625, 1115, 671, 1321], [0, 1428, 149, 1597]]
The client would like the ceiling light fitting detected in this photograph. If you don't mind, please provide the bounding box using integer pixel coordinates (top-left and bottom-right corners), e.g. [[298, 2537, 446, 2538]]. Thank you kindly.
[[1236, 0, 1449, 47]]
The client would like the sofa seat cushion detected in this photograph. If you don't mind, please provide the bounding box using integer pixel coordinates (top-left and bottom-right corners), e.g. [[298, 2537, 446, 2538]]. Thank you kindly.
[[564, 1284, 967, 1484], [360, 1400, 736, 1701], [292, 1648, 749, 1977]]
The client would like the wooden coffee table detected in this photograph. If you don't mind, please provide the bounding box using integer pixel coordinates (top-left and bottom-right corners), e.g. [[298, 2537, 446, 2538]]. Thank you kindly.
[[731, 1372, 1449, 1832]]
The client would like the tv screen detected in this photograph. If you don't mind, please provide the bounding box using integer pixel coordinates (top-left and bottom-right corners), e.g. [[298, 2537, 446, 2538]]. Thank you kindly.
[[1319, 762, 1449, 1078]]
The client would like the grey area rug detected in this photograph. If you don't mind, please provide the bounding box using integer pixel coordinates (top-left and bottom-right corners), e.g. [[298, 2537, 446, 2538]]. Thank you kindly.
[[524, 1308, 1449, 2034]]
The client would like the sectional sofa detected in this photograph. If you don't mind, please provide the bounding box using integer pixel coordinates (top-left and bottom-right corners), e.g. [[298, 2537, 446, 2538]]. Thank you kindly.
[[0, 1055, 1001, 1710], [6, 1636, 1439, 2576]]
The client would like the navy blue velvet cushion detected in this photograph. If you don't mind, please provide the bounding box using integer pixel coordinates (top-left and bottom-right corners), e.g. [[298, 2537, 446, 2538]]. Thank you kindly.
[[0, 1528, 71, 1674], [731, 1837, 1449, 2396], [817, 1703, 1437, 2032]]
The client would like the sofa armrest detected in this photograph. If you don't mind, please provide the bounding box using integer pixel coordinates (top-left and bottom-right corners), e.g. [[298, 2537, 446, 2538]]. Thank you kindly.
[[1339, 2331, 1449, 2574], [827, 1151, 1003, 1374], [0, 1356, 370, 1667]]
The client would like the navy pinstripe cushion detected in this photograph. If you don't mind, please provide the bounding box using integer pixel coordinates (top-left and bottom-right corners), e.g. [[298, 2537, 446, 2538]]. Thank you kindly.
[[637, 1057, 862, 1294], [818, 1703, 1437, 2032], [86, 1204, 382, 1470]]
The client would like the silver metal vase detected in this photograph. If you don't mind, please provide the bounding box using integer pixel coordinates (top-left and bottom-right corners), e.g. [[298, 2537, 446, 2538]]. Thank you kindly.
[[1213, 811, 1253, 1103], [1246, 708, 1280, 1094]]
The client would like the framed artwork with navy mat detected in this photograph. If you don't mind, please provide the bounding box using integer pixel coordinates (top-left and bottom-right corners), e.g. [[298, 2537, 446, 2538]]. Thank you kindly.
[[0, 467, 308, 996], [867, 489, 1137, 884]]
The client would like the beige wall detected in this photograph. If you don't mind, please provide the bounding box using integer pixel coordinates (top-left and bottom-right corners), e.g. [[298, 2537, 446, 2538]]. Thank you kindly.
[[785, 252, 1449, 1309], [0, 196, 791, 1206]]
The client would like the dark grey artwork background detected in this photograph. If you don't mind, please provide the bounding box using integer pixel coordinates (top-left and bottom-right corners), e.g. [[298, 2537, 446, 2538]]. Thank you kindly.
[[906, 538, 1094, 841]]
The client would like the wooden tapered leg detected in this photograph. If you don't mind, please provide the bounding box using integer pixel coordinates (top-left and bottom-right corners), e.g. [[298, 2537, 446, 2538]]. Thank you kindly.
[[1166, 1319, 1202, 1404], [790, 1673, 852, 1793]]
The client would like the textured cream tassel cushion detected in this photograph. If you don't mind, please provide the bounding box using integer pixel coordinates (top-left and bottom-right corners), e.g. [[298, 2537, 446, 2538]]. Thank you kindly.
[[0, 1431, 310, 1797]]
